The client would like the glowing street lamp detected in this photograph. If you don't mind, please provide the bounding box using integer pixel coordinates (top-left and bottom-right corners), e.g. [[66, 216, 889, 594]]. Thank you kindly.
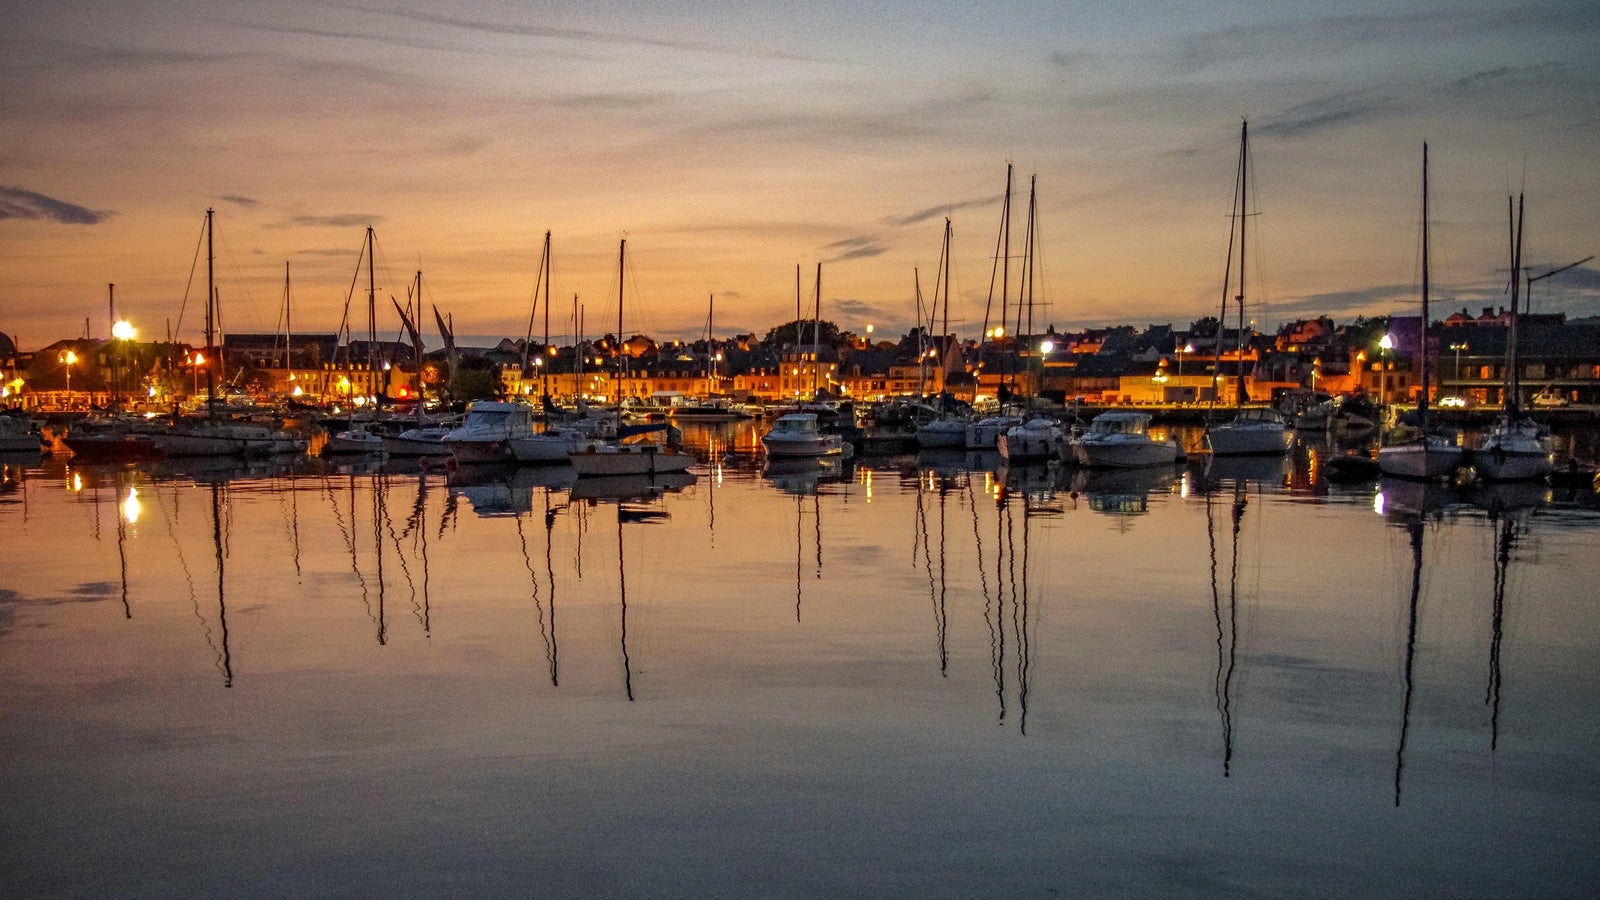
[[59, 349, 78, 409], [1378, 333, 1395, 406]]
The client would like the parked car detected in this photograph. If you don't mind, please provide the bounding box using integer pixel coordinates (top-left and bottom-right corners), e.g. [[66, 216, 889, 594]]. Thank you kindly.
[[1437, 395, 1467, 408]]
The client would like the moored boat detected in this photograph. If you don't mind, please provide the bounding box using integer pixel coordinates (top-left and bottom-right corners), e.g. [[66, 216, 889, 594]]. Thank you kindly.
[[1069, 411, 1179, 469], [761, 412, 845, 458], [443, 400, 536, 463], [996, 418, 1064, 462]]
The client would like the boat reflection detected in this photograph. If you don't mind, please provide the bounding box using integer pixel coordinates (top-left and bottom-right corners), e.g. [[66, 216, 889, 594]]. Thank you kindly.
[[568, 471, 695, 505], [1072, 464, 1179, 521], [1204, 452, 1289, 488], [449, 462, 578, 517], [763, 455, 850, 495]]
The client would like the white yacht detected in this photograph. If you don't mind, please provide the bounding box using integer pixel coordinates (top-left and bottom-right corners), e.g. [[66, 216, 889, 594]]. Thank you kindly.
[[1069, 411, 1180, 469], [510, 425, 593, 464], [996, 418, 1064, 462], [965, 414, 1024, 450], [761, 413, 845, 458], [442, 401, 536, 464], [915, 415, 968, 449]]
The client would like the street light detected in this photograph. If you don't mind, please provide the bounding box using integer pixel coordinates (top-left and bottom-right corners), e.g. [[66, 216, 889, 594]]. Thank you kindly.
[[112, 320, 134, 411], [1178, 342, 1194, 379], [59, 349, 77, 410], [1450, 342, 1467, 388], [1379, 333, 1394, 406]]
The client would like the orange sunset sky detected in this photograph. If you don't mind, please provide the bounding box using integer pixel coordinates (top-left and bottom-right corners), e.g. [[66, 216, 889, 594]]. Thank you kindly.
[[3, 1, 1598, 349]]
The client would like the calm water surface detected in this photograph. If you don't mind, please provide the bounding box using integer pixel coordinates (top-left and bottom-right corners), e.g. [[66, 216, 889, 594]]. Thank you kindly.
[[3, 425, 1599, 898]]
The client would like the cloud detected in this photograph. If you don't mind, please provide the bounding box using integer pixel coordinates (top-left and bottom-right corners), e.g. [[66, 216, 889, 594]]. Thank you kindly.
[[362, 5, 816, 62], [288, 214, 382, 228], [1046, 51, 1096, 73], [883, 195, 1001, 228], [220, 194, 259, 208], [822, 235, 887, 262], [833, 299, 883, 319], [1445, 62, 1566, 94], [1271, 284, 1417, 318], [1256, 92, 1397, 138], [0, 186, 110, 224]]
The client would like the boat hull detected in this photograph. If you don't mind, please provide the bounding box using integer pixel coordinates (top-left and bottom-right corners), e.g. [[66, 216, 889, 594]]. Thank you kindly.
[[1474, 423, 1554, 482], [760, 435, 844, 458], [915, 420, 967, 449], [1071, 437, 1179, 469], [569, 443, 695, 477], [509, 430, 588, 464], [1376, 441, 1464, 481], [1206, 421, 1292, 456]]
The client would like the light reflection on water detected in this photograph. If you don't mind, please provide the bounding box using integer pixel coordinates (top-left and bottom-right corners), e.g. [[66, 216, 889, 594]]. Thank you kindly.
[[2, 431, 1600, 897]]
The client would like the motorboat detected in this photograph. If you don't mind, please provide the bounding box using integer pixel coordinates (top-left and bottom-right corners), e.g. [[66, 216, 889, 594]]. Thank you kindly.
[[760, 413, 845, 458], [1206, 407, 1293, 456], [442, 400, 536, 464], [915, 415, 968, 450], [323, 424, 387, 455], [381, 425, 451, 457], [1069, 411, 1180, 468], [996, 418, 1064, 462], [59, 417, 162, 461], [569, 439, 695, 477], [965, 414, 1024, 450], [509, 424, 592, 464]]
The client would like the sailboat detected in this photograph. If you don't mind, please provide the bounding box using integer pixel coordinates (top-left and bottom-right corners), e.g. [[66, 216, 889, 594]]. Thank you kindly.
[[762, 263, 845, 458], [147, 209, 304, 457], [569, 239, 696, 477], [1206, 121, 1292, 457], [1377, 144, 1465, 481], [1474, 195, 1555, 481]]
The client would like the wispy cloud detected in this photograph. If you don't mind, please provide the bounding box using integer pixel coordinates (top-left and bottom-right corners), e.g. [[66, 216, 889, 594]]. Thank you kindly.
[[1445, 62, 1566, 94], [362, 5, 816, 63], [823, 235, 886, 263], [0, 186, 109, 224], [1256, 91, 1397, 138], [220, 194, 259, 209], [288, 214, 381, 228], [883, 195, 1000, 228]]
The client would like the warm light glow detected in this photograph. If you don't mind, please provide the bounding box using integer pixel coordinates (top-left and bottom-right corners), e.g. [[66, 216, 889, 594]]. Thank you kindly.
[[1183, 343, 1195, 354], [112, 320, 135, 340], [71, 472, 82, 492], [993, 327, 1005, 338], [192, 352, 204, 365], [61, 350, 77, 365], [865, 324, 874, 334], [122, 487, 140, 524], [1379, 333, 1394, 351], [291, 385, 303, 396], [147, 386, 157, 397], [1374, 491, 1386, 516], [1039, 340, 1054, 354]]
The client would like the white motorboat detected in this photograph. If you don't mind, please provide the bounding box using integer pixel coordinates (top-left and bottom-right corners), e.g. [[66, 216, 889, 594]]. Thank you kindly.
[[965, 414, 1024, 450], [915, 416, 968, 449], [443, 400, 536, 464], [996, 418, 1064, 462], [381, 425, 451, 457], [569, 439, 695, 477], [1474, 419, 1553, 482], [510, 425, 592, 464], [761, 413, 845, 458], [1207, 407, 1293, 456], [323, 425, 387, 455], [1069, 411, 1180, 468]]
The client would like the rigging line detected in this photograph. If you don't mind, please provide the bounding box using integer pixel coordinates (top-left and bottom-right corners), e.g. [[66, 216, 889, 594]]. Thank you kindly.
[[335, 473, 375, 636], [968, 481, 999, 704], [917, 476, 937, 665], [937, 483, 949, 677], [418, 476, 432, 637], [1206, 483, 1229, 775], [1222, 481, 1245, 777], [173, 214, 208, 340], [1016, 494, 1032, 736], [379, 474, 420, 627], [210, 481, 234, 688]]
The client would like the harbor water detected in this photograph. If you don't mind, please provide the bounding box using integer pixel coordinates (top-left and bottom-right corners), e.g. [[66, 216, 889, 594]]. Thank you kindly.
[[3, 425, 1598, 897]]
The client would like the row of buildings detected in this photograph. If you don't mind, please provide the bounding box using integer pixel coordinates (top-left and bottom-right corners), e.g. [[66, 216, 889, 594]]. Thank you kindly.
[[5, 306, 1599, 413]]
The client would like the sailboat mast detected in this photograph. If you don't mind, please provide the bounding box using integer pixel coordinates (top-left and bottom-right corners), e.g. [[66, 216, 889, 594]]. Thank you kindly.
[[706, 293, 715, 389], [618, 239, 626, 416], [365, 226, 377, 402], [284, 262, 292, 379], [1508, 195, 1524, 416], [1235, 122, 1248, 410], [205, 207, 216, 415], [1419, 143, 1430, 424], [812, 262, 822, 397], [542, 231, 552, 400], [941, 217, 952, 374]]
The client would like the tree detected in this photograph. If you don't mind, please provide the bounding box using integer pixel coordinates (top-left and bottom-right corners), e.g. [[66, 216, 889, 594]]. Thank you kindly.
[[764, 319, 844, 349]]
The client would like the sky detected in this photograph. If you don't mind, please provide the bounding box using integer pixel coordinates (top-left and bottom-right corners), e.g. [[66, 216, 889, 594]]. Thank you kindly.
[[3, 0, 1599, 350]]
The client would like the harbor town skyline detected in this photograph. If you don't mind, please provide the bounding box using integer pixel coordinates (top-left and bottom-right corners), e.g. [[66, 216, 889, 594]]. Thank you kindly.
[[4, 1, 1600, 347]]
